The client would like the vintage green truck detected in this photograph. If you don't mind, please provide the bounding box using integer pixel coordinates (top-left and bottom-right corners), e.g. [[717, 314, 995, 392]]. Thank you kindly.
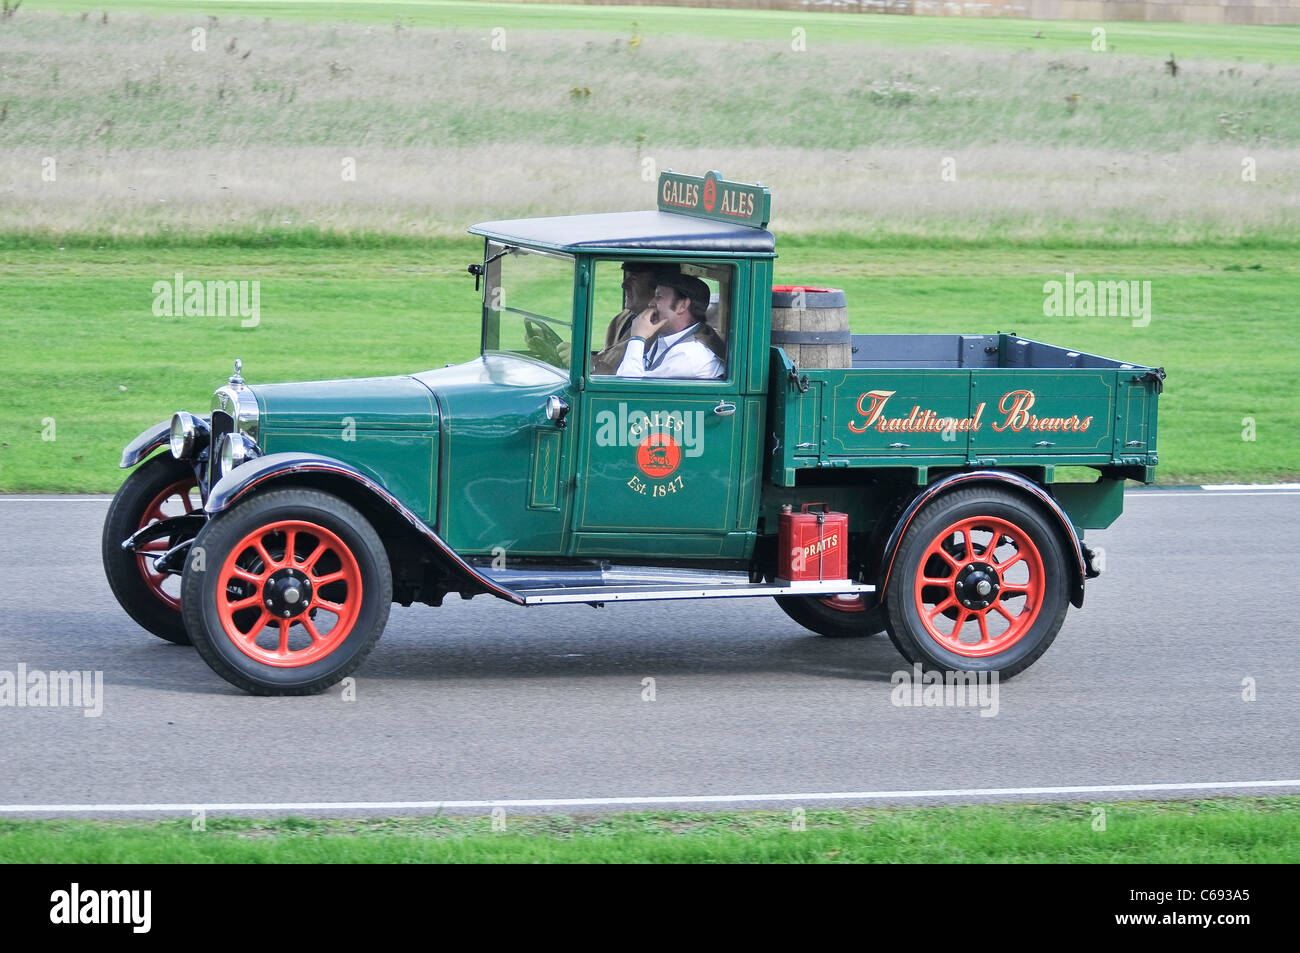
[[102, 171, 1163, 695]]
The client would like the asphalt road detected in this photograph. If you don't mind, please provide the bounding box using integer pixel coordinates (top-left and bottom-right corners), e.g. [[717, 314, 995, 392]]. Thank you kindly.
[[1, 488, 1297, 817]]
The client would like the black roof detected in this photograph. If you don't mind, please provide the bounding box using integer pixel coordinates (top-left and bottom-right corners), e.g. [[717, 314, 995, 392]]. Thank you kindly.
[[468, 210, 775, 255]]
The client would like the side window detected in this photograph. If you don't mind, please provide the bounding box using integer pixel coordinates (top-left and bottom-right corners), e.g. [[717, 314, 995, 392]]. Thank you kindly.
[[588, 260, 733, 381]]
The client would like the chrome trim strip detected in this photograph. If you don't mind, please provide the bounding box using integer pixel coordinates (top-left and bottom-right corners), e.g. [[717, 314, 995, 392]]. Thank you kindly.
[[520, 582, 875, 606]]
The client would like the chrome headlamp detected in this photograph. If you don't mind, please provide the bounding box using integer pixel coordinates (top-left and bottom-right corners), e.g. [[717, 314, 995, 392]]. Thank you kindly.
[[169, 412, 208, 461], [219, 432, 261, 477]]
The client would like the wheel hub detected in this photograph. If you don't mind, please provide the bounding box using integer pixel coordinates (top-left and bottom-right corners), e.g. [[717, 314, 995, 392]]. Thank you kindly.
[[954, 561, 999, 610], [262, 568, 313, 619]]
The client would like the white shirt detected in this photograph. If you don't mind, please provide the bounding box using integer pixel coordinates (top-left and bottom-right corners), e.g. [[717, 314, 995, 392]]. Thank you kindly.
[[615, 323, 725, 380]]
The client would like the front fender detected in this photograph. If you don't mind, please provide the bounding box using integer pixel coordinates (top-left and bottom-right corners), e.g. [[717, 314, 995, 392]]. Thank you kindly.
[[120, 420, 172, 468], [878, 470, 1087, 609], [120, 414, 212, 468], [206, 452, 525, 606]]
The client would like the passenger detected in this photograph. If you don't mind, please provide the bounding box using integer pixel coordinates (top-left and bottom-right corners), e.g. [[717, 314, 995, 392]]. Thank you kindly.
[[592, 262, 657, 376], [616, 269, 726, 380]]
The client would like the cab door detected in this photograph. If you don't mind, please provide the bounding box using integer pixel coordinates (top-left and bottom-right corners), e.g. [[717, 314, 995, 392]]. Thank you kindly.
[[569, 259, 757, 560], [573, 379, 747, 557]]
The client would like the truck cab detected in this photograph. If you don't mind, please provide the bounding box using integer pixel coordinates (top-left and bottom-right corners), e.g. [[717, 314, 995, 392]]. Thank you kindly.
[[457, 176, 777, 561]]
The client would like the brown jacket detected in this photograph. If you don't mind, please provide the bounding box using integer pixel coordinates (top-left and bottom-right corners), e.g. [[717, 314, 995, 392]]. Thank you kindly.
[[592, 309, 645, 376]]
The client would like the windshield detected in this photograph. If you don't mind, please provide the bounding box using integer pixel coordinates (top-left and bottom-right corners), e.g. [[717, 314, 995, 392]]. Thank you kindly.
[[482, 243, 575, 371]]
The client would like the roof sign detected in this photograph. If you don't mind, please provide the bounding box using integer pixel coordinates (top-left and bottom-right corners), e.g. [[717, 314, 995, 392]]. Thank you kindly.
[[657, 170, 771, 229]]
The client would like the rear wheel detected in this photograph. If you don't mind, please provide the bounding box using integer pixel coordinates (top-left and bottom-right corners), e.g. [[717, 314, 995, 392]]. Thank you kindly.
[[181, 488, 391, 695], [774, 593, 879, 638], [882, 487, 1069, 679], [101, 453, 202, 644]]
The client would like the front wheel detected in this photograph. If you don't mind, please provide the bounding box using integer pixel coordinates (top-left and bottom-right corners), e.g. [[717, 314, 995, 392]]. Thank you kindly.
[[882, 487, 1069, 680], [101, 453, 203, 644], [181, 488, 392, 695]]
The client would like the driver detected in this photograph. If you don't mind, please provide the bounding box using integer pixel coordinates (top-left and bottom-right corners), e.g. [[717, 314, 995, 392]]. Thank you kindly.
[[616, 269, 725, 380]]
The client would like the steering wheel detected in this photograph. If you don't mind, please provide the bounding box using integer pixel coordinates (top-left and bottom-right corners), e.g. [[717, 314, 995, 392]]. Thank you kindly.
[[523, 318, 567, 367]]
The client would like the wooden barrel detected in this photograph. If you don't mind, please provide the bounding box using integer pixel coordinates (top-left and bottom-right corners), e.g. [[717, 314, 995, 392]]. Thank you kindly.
[[770, 286, 851, 369]]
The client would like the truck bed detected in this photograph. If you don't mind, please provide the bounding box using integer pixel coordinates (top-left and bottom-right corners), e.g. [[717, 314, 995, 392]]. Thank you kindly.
[[769, 333, 1163, 485]]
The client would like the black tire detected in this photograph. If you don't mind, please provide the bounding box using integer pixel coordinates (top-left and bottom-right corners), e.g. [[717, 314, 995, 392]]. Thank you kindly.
[[882, 487, 1069, 680], [181, 488, 392, 696], [774, 594, 880, 638], [101, 453, 202, 645]]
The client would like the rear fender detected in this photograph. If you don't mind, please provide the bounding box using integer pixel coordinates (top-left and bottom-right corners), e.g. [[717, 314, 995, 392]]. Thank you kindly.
[[877, 470, 1087, 609]]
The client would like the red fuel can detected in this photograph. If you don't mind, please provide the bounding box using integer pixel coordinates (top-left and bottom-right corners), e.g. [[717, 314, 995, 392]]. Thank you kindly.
[[777, 503, 849, 584]]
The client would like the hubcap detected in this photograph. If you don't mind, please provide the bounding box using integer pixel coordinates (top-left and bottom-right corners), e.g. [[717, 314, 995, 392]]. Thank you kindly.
[[954, 562, 1000, 610], [262, 568, 314, 619]]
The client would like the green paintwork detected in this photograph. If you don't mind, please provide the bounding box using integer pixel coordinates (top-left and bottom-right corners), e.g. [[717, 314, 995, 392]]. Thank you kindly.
[[414, 357, 573, 555], [231, 186, 1159, 571], [1052, 478, 1127, 531], [253, 376, 439, 524]]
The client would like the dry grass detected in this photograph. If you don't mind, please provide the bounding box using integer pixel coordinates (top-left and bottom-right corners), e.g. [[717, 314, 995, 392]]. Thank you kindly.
[[1, 10, 1297, 241], [3, 143, 1297, 241]]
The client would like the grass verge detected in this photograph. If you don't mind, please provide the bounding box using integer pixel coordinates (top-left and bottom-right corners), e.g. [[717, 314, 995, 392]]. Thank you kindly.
[[19, 1, 1300, 63], [1, 242, 1294, 492], [2, 797, 1298, 863]]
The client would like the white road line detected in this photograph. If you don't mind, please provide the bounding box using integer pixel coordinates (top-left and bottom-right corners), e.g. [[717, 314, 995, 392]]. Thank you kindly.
[[0, 496, 111, 502], [1128, 491, 1300, 498], [1202, 483, 1300, 491], [2, 779, 1298, 814]]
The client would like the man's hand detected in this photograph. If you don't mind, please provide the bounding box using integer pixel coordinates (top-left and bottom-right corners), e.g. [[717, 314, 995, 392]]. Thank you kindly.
[[629, 306, 661, 341]]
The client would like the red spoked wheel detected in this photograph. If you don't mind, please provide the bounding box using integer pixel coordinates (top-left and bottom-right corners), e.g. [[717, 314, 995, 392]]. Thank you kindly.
[[135, 477, 202, 611], [216, 520, 363, 668], [883, 487, 1069, 679], [913, 515, 1045, 658], [102, 453, 204, 644], [182, 488, 391, 695], [819, 594, 865, 613], [774, 590, 879, 638]]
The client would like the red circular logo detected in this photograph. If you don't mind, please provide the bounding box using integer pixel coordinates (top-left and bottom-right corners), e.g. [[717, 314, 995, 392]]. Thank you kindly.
[[702, 177, 717, 212], [637, 433, 682, 478]]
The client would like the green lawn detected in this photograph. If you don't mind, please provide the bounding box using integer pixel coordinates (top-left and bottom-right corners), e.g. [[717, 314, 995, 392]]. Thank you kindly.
[[0, 243, 1294, 492], [3, 797, 1297, 863], [21, 0, 1300, 63]]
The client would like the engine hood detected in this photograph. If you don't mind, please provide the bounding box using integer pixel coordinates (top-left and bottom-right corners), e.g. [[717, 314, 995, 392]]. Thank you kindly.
[[253, 375, 438, 432]]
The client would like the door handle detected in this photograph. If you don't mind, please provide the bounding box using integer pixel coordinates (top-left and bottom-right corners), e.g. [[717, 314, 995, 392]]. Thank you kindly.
[[713, 401, 737, 417]]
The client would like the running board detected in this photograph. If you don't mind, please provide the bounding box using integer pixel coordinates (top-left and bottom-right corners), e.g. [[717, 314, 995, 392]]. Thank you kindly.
[[518, 581, 875, 606]]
